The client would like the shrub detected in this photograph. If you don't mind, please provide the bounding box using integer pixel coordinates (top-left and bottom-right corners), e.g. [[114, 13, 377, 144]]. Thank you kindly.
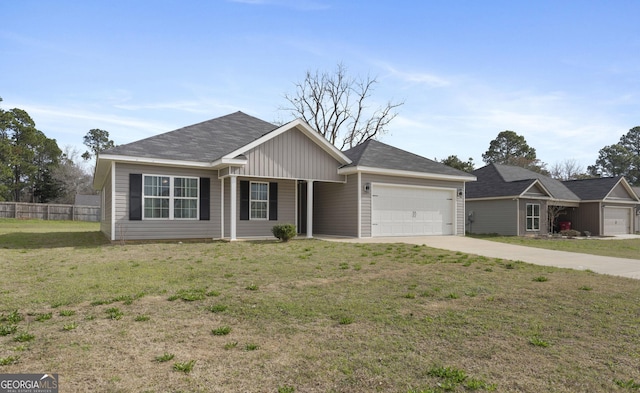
[[271, 224, 297, 242], [560, 229, 581, 238]]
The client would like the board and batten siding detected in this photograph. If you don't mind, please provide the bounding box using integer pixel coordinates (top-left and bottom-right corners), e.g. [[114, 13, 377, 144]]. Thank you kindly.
[[113, 163, 219, 241], [466, 199, 518, 236], [360, 174, 466, 237], [223, 177, 296, 238], [233, 127, 344, 182], [100, 165, 113, 239], [313, 178, 359, 237], [564, 203, 599, 235]]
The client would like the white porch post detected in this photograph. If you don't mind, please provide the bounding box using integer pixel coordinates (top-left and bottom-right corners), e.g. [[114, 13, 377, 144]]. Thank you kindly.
[[230, 175, 237, 241], [306, 180, 313, 238]]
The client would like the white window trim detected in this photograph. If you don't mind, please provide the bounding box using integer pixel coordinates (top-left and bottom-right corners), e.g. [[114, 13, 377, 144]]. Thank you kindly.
[[142, 174, 199, 220], [526, 203, 540, 231], [250, 181, 269, 221]]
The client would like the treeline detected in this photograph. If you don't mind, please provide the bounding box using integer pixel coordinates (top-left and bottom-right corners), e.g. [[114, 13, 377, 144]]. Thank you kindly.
[[440, 127, 640, 186], [0, 97, 114, 203]]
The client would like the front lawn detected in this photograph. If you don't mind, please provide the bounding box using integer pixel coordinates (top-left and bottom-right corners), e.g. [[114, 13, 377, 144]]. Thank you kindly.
[[1, 219, 640, 392], [475, 234, 640, 260]]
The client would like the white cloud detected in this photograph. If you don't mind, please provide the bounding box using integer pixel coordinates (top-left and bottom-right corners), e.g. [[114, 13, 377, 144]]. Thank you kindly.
[[380, 64, 451, 87]]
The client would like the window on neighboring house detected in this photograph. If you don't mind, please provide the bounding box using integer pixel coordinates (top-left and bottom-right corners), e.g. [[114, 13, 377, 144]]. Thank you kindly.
[[526, 203, 540, 231], [250, 182, 268, 220], [143, 175, 198, 219]]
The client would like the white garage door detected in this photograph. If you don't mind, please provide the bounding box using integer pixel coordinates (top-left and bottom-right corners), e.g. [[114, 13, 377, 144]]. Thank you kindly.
[[603, 207, 631, 235], [371, 184, 455, 236]]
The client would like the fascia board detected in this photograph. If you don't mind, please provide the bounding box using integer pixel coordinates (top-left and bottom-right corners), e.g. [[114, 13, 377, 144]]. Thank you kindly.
[[222, 119, 352, 165], [466, 196, 522, 201], [93, 154, 232, 189], [586, 199, 639, 205], [98, 154, 214, 168], [338, 165, 477, 182], [210, 157, 248, 169]]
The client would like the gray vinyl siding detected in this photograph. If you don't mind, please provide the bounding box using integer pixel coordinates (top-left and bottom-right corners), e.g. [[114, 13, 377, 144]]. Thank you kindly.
[[360, 174, 467, 237], [100, 165, 113, 239], [113, 163, 220, 241], [313, 177, 358, 237], [466, 199, 518, 235], [234, 127, 344, 182], [224, 177, 296, 238], [518, 199, 548, 236]]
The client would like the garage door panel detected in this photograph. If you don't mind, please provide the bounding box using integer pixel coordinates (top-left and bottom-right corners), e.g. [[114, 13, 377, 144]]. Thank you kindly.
[[603, 207, 631, 235], [372, 184, 454, 236]]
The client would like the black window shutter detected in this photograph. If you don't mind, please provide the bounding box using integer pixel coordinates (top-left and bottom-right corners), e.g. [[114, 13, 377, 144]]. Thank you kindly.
[[240, 180, 249, 220], [199, 177, 210, 221], [129, 173, 142, 221], [269, 182, 278, 221]]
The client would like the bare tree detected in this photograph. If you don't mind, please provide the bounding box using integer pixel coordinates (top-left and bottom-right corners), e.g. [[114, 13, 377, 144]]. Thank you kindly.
[[548, 205, 566, 234], [51, 146, 95, 204], [549, 159, 587, 181], [282, 63, 404, 149]]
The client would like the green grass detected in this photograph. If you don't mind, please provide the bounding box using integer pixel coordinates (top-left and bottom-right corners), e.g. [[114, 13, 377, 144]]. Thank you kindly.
[[1, 219, 640, 392], [476, 235, 640, 259], [172, 360, 195, 373], [154, 353, 175, 363]]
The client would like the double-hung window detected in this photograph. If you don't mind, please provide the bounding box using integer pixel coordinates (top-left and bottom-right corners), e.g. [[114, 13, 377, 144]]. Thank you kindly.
[[174, 177, 198, 219], [526, 203, 540, 231], [250, 182, 268, 220], [143, 175, 198, 219]]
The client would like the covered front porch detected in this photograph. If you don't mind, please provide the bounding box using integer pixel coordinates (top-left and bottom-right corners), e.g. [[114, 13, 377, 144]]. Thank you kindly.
[[218, 176, 345, 241]]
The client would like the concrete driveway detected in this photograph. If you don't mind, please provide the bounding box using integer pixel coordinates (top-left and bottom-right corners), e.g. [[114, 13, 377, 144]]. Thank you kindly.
[[320, 235, 640, 280]]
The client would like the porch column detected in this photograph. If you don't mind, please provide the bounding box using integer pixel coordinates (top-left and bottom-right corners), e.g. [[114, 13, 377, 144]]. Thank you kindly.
[[306, 180, 313, 238], [230, 175, 237, 241]]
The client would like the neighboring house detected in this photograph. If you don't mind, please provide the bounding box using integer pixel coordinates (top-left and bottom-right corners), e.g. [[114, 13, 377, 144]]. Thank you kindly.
[[93, 111, 476, 241], [630, 187, 640, 233], [74, 194, 101, 207], [466, 163, 639, 236]]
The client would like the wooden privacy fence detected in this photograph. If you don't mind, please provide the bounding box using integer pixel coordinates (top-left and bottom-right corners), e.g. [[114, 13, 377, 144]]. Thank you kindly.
[[0, 202, 101, 222]]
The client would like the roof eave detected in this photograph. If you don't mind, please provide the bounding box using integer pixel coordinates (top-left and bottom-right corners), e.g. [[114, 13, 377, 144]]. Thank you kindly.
[[466, 196, 524, 201], [338, 165, 477, 182], [93, 154, 220, 190]]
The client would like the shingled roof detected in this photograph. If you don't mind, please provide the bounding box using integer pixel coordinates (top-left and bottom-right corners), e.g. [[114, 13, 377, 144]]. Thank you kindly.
[[467, 163, 580, 201], [102, 111, 278, 162], [342, 139, 474, 178], [563, 176, 625, 200]]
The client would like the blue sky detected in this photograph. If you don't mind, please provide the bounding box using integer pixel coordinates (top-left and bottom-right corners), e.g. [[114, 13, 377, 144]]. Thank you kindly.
[[2, 0, 639, 171]]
